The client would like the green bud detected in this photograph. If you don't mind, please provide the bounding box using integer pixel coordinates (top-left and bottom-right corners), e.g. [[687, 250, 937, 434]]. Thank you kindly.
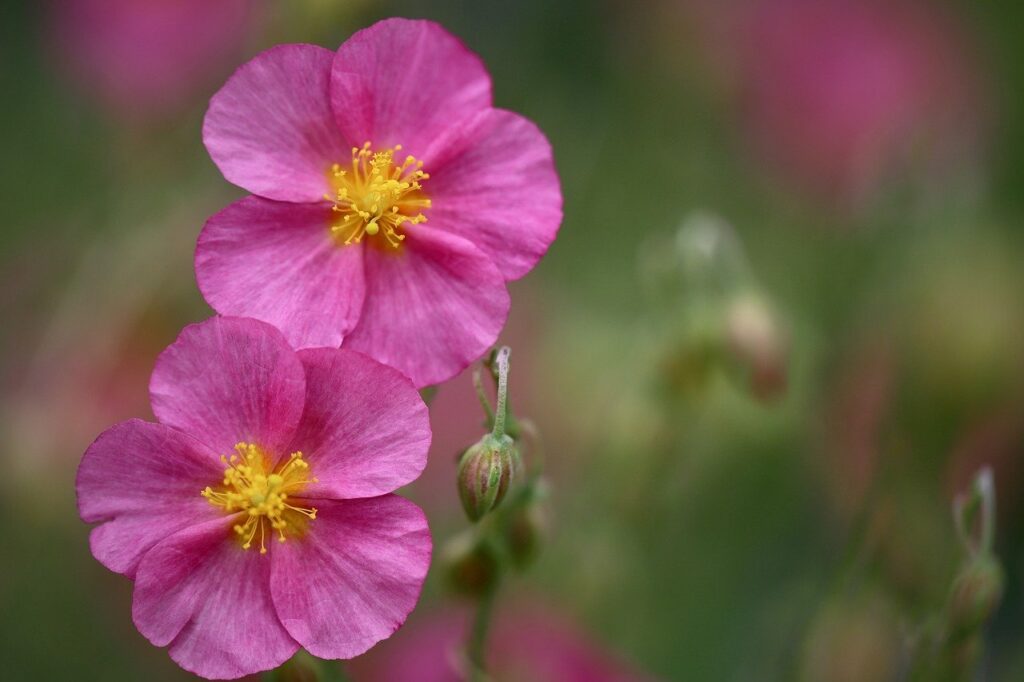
[[639, 211, 752, 302], [505, 494, 546, 570], [273, 650, 323, 682], [659, 307, 721, 397], [947, 554, 1004, 639], [457, 433, 519, 522], [724, 293, 788, 402], [440, 530, 500, 598], [800, 595, 902, 682]]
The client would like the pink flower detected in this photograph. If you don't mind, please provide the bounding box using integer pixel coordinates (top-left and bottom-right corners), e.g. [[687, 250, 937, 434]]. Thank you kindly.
[[670, 0, 985, 204], [349, 603, 653, 682], [734, 0, 984, 202], [76, 316, 432, 679], [49, 0, 263, 119], [196, 18, 562, 387]]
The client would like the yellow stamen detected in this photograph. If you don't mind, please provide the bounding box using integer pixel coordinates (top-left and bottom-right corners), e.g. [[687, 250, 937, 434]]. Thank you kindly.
[[324, 142, 430, 249], [201, 443, 319, 554]]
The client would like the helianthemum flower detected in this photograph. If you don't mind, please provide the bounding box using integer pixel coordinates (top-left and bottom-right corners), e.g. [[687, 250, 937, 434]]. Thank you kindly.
[[76, 316, 432, 679], [197, 17, 562, 387]]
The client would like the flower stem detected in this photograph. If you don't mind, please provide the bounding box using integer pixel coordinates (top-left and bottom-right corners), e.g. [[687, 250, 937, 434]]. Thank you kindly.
[[977, 468, 996, 556], [491, 347, 511, 438], [954, 467, 996, 557], [473, 365, 495, 427], [467, 576, 500, 681]]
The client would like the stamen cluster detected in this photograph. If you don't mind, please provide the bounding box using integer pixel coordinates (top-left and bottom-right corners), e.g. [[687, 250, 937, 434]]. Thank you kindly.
[[324, 142, 431, 249], [201, 442, 319, 554]]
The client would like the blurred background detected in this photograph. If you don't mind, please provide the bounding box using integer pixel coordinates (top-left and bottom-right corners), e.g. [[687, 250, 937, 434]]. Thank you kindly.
[[2, 0, 1023, 680]]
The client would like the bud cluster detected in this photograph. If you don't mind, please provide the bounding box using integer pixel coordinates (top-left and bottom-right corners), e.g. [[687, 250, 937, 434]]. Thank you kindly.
[[645, 212, 790, 403], [942, 468, 1004, 650], [444, 347, 547, 600], [910, 467, 1005, 681]]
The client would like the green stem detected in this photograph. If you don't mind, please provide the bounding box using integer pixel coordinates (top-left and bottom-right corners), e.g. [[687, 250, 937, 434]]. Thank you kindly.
[[491, 347, 511, 438], [467, 577, 499, 681], [977, 467, 996, 556], [473, 365, 495, 427], [954, 467, 996, 557]]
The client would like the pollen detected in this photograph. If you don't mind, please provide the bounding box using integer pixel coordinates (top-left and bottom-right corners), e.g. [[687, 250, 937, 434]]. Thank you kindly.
[[323, 142, 431, 249], [201, 443, 318, 554]]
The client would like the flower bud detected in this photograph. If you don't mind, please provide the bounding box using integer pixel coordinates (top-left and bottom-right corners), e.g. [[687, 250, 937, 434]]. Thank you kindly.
[[275, 651, 323, 682], [457, 433, 519, 522], [640, 211, 751, 302], [440, 530, 500, 598], [724, 293, 788, 401], [799, 594, 902, 682], [658, 307, 721, 397], [505, 495, 546, 570], [947, 555, 1004, 639]]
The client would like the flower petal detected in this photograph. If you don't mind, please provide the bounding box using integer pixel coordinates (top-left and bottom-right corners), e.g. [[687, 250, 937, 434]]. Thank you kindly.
[[287, 348, 430, 499], [426, 109, 563, 280], [270, 496, 431, 659], [149, 316, 306, 456], [203, 44, 348, 202], [330, 18, 492, 157], [76, 419, 223, 577], [132, 517, 299, 679], [342, 229, 511, 388], [196, 197, 365, 350]]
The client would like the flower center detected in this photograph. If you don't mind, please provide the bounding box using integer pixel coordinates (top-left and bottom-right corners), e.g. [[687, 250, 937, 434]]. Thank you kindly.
[[324, 142, 431, 249], [201, 443, 318, 554]]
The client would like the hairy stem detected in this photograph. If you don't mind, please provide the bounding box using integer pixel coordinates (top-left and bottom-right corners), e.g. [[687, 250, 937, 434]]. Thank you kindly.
[[473, 365, 495, 427], [491, 347, 511, 438]]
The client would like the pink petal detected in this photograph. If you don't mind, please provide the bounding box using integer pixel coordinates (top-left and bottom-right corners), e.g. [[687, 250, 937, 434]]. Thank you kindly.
[[133, 517, 299, 679], [330, 18, 491, 157], [203, 44, 348, 202], [342, 229, 510, 388], [196, 197, 365, 350], [288, 348, 430, 498], [270, 496, 431, 659], [426, 108, 563, 280], [77, 419, 223, 577], [149, 316, 306, 456]]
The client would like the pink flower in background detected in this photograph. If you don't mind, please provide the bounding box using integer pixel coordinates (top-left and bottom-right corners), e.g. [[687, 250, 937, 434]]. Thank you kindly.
[[50, 0, 263, 118], [681, 0, 984, 203], [76, 316, 432, 679], [349, 603, 652, 682], [197, 17, 562, 387], [740, 0, 984, 202]]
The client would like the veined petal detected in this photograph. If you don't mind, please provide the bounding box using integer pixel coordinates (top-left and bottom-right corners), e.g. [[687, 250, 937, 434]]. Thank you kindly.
[[343, 229, 510, 388], [132, 517, 299, 679], [76, 419, 223, 577], [204, 44, 348, 202], [149, 316, 306, 456], [196, 197, 365, 350], [270, 496, 431, 660], [288, 348, 430, 499], [426, 109, 563, 280], [330, 18, 492, 157]]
